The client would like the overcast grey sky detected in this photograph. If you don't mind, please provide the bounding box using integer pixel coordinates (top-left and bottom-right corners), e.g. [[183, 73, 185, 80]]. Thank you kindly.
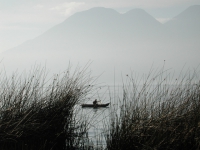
[[0, 0, 200, 53]]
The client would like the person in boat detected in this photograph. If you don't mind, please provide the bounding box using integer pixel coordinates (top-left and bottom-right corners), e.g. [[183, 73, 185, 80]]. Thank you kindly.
[[93, 99, 101, 106], [93, 99, 98, 105]]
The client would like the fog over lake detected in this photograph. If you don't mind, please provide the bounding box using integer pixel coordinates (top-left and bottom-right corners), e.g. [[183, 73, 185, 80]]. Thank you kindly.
[[1, 5, 200, 85], [1, 3, 200, 147]]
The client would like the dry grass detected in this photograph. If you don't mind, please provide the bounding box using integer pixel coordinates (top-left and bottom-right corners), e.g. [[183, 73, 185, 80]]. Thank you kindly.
[[105, 68, 200, 150], [1, 64, 200, 150], [0, 65, 93, 150]]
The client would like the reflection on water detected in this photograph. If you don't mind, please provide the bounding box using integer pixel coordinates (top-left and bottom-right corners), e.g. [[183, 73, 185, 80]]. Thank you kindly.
[[78, 105, 111, 146]]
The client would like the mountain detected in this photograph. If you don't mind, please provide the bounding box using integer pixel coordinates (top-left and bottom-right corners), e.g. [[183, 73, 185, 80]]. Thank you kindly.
[[164, 5, 200, 38], [1, 6, 200, 83], [5, 7, 162, 54]]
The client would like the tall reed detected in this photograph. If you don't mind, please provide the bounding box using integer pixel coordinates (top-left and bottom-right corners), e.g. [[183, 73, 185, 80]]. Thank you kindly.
[[0, 65, 93, 150], [105, 69, 200, 150]]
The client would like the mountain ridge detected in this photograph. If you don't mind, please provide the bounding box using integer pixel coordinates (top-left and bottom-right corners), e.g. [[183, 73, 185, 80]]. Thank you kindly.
[[1, 5, 200, 83], [164, 5, 200, 38], [3, 5, 200, 54]]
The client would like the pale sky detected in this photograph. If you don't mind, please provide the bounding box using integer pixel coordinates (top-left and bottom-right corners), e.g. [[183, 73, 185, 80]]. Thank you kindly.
[[0, 0, 200, 53]]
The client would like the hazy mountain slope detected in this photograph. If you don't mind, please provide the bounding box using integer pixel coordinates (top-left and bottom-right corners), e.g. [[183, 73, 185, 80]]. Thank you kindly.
[[165, 5, 200, 38], [1, 6, 200, 83], [5, 7, 162, 54], [123, 9, 162, 34]]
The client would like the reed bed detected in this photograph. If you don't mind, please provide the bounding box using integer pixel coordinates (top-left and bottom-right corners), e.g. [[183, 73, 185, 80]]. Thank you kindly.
[[0, 65, 94, 150], [105, 69, 200, 150], [1, 64, 200, 150]]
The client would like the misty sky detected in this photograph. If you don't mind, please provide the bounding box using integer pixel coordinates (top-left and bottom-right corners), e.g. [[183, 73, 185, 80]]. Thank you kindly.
[[0, 0, 200, 53]]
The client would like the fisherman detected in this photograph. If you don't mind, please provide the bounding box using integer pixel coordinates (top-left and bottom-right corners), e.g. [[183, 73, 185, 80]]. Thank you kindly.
[[93, 99, 98, 105]]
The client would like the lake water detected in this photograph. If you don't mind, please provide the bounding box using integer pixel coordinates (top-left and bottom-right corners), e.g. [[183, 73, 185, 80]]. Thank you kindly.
[[76, 81, 196, 148], [75, 85, 126, 148], [81, 107, 110, 146]]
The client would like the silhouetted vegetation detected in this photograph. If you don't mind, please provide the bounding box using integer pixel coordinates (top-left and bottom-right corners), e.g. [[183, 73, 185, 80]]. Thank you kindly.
[[0, 65, 93, 150], [105, 69, 200, 150], [1, 65, 200, 150]]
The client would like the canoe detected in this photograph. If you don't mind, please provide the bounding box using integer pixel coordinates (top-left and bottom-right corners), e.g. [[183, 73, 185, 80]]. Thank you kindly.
[[81, 103, 110, 108]]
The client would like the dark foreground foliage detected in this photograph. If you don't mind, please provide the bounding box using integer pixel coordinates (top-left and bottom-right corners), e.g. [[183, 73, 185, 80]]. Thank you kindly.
[[0, 66, 93, 150], [1, 65, 200, 150], [106, 69, 200, 150]]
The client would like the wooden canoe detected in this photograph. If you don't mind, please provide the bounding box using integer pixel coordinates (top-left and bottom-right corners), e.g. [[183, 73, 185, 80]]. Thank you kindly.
[[81, 103, 110, 108]]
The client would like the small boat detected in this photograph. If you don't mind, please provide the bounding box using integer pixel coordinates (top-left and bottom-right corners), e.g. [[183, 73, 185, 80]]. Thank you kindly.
[[81, 103, 110, 108]]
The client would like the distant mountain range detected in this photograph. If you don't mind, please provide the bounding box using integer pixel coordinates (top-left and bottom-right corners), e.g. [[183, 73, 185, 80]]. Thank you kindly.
[[165, 5, 200, 38], [2, 5, 200, 80], [5, 5, 200, 54]]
